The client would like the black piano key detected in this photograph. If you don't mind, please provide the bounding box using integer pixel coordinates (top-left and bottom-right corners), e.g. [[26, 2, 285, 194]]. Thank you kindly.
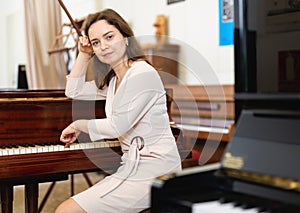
[[233, 201, 243, 207], [240, 202, 257, 210], [50, 142, 59, 146], [219, 193, 236, 204], [2, 144, 18, 149], [220, 193, 263, 211], [219, 197, 231, 204], [56, 141, 67, 146]]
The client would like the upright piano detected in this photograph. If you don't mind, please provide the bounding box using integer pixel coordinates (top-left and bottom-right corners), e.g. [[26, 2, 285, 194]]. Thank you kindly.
[[151, 109, 300, 212]]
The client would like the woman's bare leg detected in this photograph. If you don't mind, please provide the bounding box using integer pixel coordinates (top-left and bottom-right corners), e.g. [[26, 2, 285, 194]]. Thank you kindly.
[[55, 198, 87, 213]]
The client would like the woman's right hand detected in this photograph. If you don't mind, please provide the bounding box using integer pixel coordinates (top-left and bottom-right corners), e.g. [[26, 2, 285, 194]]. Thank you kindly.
[[78, 36, 94, 56], [60, 123, 79, 148]]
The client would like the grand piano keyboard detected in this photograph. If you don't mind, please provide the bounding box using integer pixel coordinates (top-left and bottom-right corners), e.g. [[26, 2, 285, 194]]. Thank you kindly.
[[0, 140, 120, 156]]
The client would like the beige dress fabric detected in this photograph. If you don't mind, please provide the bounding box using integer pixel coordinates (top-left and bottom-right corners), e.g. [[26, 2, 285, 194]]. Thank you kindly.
[[66, 61, 182, 213]]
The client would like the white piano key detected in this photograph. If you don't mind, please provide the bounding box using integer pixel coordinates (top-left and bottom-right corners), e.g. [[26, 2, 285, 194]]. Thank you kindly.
[[86, 143, 92, 148], [14, 148, 20, 155], [0, 140, 121, 156], [2, 149, 8, 156], [94, 142, 101, 148], [31, 146, 37, 153], [33, 144, 44, 153], [48, 145, 54, 152], [20, 146, 33, 154], [8, 149, 15, 155], [69, 144, 75, 150], [20, 148, 27, 154], [53, 145, 59, 151], [192, 200, 262, 213], [58, 145, 65, 151]]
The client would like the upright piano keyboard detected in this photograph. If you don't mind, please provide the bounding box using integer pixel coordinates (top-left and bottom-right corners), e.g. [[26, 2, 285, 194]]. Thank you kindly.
[[151, 109, 300, 213]]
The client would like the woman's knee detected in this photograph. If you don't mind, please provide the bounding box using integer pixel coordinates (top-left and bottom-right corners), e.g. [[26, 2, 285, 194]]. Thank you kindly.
[[55, 198, 86, 213]]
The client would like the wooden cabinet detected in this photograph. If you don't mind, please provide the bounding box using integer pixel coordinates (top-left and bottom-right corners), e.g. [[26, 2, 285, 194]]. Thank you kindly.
[[143, 44, 180, 84]]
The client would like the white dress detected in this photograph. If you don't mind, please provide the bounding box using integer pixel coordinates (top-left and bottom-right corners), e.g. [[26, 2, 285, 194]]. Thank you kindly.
[[66, 61, 182, 213]]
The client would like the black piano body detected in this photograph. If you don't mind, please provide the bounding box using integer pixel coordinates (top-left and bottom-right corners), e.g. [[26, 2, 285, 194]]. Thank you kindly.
[[151, 109, 300, 213]]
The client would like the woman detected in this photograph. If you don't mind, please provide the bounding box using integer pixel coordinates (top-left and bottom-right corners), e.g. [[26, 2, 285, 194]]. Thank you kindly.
[[55, 8, 182, 213]]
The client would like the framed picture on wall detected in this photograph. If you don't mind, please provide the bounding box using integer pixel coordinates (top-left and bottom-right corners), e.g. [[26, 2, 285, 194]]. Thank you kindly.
[[219, 0, 234, 46], [167, 0, 185, 5]]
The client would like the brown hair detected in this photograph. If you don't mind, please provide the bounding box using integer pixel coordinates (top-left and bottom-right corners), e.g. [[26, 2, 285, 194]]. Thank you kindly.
[[84, 8, 150, 89]]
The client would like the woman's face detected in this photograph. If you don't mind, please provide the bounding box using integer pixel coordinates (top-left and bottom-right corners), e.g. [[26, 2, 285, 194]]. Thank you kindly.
[[88, 20, 127, 68]]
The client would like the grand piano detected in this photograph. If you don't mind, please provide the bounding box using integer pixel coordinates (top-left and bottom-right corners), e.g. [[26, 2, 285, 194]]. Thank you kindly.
[[0, 89, 122, 213], [0, 89, 189, 213]]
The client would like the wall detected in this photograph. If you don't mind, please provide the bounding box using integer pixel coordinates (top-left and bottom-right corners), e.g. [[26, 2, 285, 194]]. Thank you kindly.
[[0, 17, 8, 87], [0, 0, 234, 88], [61, 0, 102, 23], [102, 0, 234, 85], [0, 0, 26, 88]]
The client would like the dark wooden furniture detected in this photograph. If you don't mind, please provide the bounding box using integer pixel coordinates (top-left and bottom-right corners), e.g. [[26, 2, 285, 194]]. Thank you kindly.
[[165, 84, 235, 166], [143, 44, 180, 84], [0, 89, 189, 213]]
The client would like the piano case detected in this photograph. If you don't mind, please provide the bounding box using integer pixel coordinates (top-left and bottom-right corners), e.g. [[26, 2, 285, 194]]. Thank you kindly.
[[151, 109, 300, 212]]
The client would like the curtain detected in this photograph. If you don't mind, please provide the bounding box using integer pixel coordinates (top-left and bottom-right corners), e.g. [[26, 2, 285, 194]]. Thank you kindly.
[[24, 0, 67, 89]]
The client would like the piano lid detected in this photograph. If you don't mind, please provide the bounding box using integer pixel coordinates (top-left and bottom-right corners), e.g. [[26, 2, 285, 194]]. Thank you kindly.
[[221, 109, 300, 184]]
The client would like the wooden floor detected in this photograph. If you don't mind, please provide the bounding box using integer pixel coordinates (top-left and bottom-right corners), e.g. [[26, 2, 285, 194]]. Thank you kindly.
[[13, 172, 105, 213]]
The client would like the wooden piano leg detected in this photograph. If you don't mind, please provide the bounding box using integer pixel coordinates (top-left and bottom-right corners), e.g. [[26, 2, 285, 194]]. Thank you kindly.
[[25, 182, 38, 213], [0, 184, 13, 213]]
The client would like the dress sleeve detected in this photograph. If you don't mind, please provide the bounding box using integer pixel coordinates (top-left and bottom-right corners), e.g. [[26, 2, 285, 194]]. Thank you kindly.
[[88, 69, 166, 141], [65, 75, 107, 100]]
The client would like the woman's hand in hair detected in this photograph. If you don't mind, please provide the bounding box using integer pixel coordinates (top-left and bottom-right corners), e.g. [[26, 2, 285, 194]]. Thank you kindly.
[[79, 36, 94, 56]]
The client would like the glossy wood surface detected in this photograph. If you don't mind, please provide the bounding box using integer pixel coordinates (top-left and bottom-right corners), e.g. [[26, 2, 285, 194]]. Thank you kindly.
[[0, 90, 118, 213], [0, 90, 122, 180], [0, 89, 190, 213]]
